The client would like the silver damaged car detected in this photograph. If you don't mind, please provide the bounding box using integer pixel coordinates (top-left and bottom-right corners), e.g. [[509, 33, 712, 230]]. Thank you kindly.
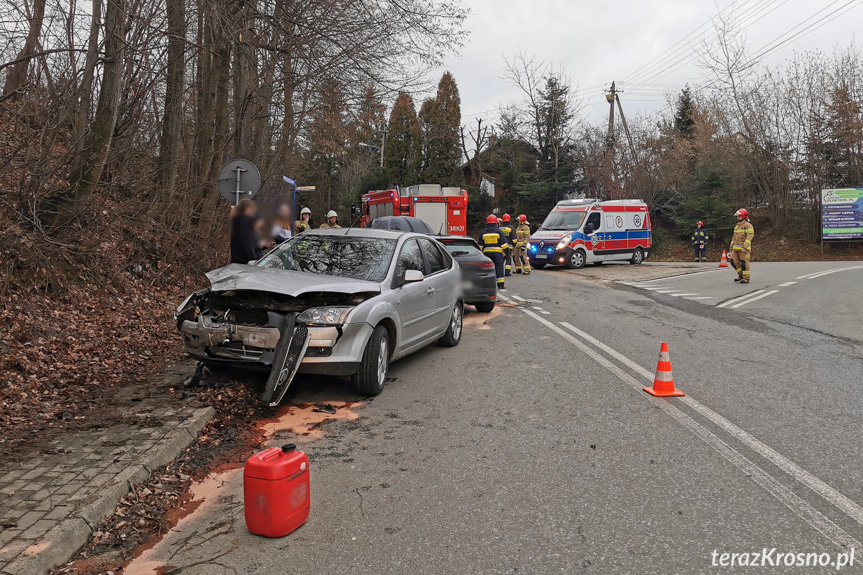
[[175, 229, 463, 405]]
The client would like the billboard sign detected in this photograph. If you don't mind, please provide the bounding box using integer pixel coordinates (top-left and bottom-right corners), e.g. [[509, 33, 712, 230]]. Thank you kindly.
[[822, 188, 863, 240]]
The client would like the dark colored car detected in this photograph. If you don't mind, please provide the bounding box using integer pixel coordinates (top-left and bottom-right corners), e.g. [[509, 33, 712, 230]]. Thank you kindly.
[[370, 216, 435, 234], [435, 235, 496, 313]]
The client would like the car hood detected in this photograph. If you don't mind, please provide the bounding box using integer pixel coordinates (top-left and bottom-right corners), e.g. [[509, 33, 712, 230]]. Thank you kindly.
[[204, 264, 382, 297]]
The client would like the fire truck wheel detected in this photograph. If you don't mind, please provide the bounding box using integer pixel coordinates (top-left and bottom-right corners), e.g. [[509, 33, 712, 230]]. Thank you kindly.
[[437, 302, 463, 347], [474, 302, 495, 313], [353, 325, 389, 396]]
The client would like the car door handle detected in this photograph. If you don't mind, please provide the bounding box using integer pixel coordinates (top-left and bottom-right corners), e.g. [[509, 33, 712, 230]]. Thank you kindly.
[[426, 288, 435, 295]]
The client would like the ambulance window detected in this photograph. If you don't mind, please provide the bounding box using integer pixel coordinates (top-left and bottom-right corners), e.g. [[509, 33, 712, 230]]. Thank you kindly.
[[418, 238, 447, 275], [396, 239, 425, 279], [585, 213, 601, 231]]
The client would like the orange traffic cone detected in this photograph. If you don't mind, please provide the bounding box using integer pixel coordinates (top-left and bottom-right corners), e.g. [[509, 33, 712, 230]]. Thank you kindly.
[[719, 250, 729, 268], [643, 342, 685, 397]]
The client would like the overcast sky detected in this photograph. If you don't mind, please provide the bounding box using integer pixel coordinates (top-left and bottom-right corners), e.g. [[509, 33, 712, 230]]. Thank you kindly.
[[429, 0, 863, 125]]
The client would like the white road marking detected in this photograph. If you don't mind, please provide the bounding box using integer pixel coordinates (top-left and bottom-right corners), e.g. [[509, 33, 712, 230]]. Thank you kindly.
[[511, 295, 526, 302], [496, 304, 862, 549], [669, 293, 700, 297], [650, 289, 682, 294], [730, 289, 779, 309], [684, 296, 714, 300], [640, 286, 671, 291], [556, 320, 863, 533], [636, 269, 722, 283], [777, 281, 797, 287], [802, 265, 863, 280], [539, 310, 550, 315], [716, 289, 766, 308], [531, 306, 543, 310]]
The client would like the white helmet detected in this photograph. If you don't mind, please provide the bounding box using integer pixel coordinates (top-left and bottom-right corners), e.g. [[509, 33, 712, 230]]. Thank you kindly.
[[300, 207, 311, 216], [326, 210, 337, 218]]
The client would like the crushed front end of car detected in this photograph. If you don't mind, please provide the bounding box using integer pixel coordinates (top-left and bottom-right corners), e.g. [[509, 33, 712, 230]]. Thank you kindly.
[[175, 266, 378, 407]]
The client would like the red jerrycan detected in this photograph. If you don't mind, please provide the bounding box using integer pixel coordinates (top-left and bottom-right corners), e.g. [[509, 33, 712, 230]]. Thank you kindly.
[[244, 444, 310, 537]]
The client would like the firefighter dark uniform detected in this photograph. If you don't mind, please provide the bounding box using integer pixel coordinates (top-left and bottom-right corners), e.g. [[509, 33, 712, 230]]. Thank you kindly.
[[499, 214, 515, 276], [729, 209, 754, 283], [691, 222, 709, 262], [481, 215, 507, 289], [514, 214, 531, 274]]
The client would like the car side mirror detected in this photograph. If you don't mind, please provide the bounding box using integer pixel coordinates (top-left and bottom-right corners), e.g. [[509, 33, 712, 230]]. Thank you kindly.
[[403, 269, 424, 284]]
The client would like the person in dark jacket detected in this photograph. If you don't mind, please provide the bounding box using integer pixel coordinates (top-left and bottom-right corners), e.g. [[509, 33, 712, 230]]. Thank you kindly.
[[230, 199, 264, 264], [691, 221, 709, 262], [480, 214, 508, 290]]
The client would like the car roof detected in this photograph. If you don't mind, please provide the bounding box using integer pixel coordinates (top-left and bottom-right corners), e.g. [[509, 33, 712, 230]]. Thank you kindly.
[[434, 235, 478, 243], [303, 227, 408, 240], [370, 216, 435, 234]]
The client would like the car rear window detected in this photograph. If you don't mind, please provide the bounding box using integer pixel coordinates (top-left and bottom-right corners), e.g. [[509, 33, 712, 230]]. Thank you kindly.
[[257, 235, 396, 282], [442, 243, 482, 257]]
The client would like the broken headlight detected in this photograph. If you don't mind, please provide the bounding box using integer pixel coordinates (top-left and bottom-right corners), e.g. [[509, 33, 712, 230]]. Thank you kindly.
[[296, 306, 353, 326]]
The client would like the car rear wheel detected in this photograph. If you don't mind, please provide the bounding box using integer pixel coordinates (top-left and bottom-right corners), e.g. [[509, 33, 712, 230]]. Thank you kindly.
[[474, 302, 495, 313], [630, 247, 644, 265], [437, 302, 463, 347], [566, 249, 586, 269], [354, 325, 389, 396]]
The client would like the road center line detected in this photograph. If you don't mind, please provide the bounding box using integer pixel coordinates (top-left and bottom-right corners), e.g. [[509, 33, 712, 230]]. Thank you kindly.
[[730, 290, 778, 309], [777, 281, 797, 287], [803, 265, 863, 280], [716, 289, 766, 308], [555, 320, 863, 531], [498, 302, 861, 549], [684, 296, 714, 300], [669, 293, 700, 297]]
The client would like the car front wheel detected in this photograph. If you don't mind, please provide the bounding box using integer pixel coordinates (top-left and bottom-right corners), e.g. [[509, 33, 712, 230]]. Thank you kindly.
[[437, 302, 463, 347], [354, 325, 389, 396]]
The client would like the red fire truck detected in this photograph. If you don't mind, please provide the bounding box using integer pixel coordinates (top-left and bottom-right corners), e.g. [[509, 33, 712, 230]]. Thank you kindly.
[[360, 184, 468, 235]]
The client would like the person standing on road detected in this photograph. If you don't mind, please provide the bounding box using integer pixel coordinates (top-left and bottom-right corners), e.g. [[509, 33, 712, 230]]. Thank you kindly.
[[295, 207, 312, 235], [514, 214, 531, 275], [271, 203, 293, 244], [320, 210, 341, 229], [230, 199, 264, 264], [729, 209, 754, 283], [499, 214, 515, 277], [691, 221, 709, 262], [481, 214, 507, 290]]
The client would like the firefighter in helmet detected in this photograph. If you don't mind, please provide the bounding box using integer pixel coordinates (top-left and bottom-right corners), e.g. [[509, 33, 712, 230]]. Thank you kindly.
[[499, 214, 515, 276], [514, 214, 531, 275], [320, 210, 341, 229], [729, 208, 754, 283], [691, 220, 709, 262], [294, 207, 312, 235], [481, 214, 507, 290]]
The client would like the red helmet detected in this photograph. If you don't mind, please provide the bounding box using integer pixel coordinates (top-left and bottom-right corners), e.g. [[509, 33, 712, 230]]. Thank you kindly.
[[502, 213, 511, 222], [735, 209, 749, 219], [486, 214, 498, 224], [518, 214, 527, 223], [697, 221, 704, 227]]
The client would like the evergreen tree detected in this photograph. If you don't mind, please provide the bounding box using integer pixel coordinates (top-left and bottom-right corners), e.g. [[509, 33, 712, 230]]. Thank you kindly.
[[674, 86, 696, 138], [384, 91, 422, 186], [304, 79, 348, 212], [417, 98, 435, 178], [425, 72, 463, 186], [822, 86, 863, 187], [353, 86, 387, 151]]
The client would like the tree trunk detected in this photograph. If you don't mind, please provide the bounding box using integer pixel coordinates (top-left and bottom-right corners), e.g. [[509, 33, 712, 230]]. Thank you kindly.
[[70, 0, 101, 153], [156, 0, 186, 201], [3, 0, 47, 97], [63, 0, 126, 223]]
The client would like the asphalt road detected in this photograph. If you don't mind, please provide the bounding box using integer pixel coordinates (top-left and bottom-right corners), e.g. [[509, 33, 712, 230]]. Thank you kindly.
[[125, 261, 863, 574]]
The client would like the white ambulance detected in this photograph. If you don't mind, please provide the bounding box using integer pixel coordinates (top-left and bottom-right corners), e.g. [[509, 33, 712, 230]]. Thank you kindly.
[[528, 199, 652, 269]]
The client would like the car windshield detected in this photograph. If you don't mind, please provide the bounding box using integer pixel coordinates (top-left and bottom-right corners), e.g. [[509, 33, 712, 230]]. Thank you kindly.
[[540, 210, 586, 231], [442, 243, 482, 257], [257, 235, 396, 282]]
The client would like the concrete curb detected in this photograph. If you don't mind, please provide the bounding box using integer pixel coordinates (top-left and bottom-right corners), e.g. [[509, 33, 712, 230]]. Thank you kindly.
[[2, 407, 216, 575]]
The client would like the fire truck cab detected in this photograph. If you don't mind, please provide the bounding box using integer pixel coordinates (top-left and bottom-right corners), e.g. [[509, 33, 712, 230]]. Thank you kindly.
[[361, 184, 468, 235]]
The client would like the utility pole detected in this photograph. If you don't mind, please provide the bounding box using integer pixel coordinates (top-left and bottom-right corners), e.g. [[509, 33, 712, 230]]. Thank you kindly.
[[614, 93, 637, 159], [605, 81, 617, 151], [380, 128, 387, 168]]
